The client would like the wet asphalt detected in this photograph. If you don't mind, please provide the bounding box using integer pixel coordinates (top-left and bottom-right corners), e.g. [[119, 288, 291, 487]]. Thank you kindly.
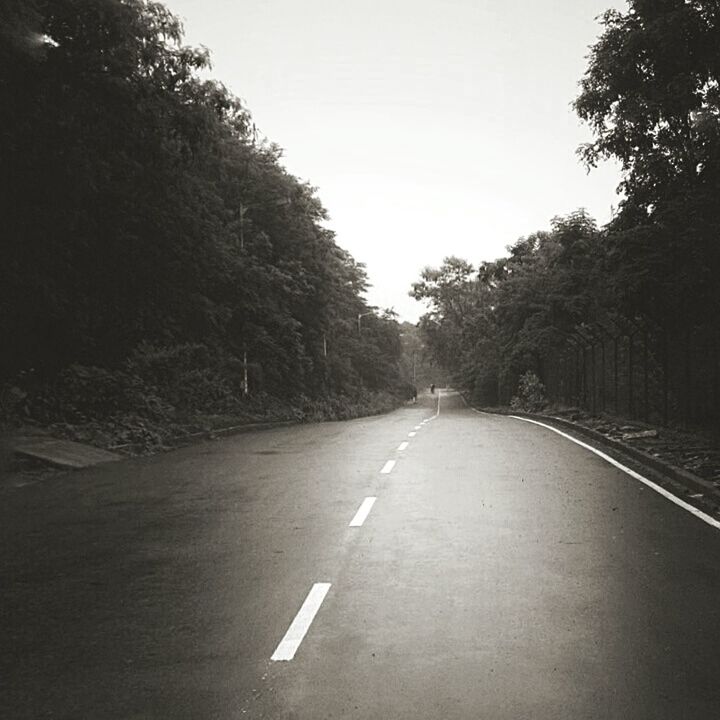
[[3, 391, 720, 719]]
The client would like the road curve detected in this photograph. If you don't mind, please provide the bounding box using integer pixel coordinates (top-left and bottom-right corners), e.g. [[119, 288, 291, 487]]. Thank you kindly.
[[3, 390, 720, 718]]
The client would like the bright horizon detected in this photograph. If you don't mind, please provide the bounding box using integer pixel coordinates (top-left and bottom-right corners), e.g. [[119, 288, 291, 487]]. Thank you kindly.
[[165, 0, 624, 322]]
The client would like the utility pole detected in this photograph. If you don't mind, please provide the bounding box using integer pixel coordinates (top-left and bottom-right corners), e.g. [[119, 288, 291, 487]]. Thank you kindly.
[[243, 342, 249, 396], [239, 203, 246, 250]]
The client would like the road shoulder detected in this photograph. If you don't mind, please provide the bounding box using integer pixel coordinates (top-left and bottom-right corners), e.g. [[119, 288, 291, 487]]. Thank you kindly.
[[462, 398, 720, 522]]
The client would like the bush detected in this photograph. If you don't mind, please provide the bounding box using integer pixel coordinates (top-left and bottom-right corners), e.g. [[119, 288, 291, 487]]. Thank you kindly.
[[25, 364, 170, 424], [510, 370, 547, 413], [125, 343, 244, 413]]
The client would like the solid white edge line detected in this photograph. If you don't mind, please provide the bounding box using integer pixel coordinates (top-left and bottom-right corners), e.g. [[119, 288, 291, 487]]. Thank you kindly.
[[510, 415, 720, 532], [398, 441, 409, 451], [380, 459, 396, 474], [349, 496, 377, 527], [271, 582, 332, 661]]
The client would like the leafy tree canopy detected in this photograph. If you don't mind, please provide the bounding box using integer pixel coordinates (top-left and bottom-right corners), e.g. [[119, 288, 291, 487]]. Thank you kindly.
[[2, 0, 404, 405]]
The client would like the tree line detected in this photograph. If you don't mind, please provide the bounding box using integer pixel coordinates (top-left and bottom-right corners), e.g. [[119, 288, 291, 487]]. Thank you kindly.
[[1, 0, 411, 437], [413, 0, 720, 429]]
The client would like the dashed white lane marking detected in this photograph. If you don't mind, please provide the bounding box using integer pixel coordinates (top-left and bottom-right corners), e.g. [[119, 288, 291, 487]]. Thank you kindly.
[[398, 441, 409, 451], [408, 432, 416, 438], [271, 583, 332, 661], [349, 496, 377, 527], [380, 460, 396, 474], [510, 416, 720, 532], [414, 425, 422, 430]]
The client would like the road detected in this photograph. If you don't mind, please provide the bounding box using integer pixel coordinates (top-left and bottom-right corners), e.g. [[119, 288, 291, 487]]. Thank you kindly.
[[3, 390, 720, 718]]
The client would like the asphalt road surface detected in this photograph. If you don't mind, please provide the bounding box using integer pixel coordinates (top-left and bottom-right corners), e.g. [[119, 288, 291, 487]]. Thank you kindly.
[[3, 390, 720, 719]]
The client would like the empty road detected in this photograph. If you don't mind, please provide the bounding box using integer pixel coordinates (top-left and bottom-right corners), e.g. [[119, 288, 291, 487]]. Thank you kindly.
[[3, 391, 720, 718]]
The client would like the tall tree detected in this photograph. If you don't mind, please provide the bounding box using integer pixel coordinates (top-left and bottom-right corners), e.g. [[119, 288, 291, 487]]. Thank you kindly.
[[574, 0, 720, 345], [575, 0, 720, 212], [2, 0, 404, 409]]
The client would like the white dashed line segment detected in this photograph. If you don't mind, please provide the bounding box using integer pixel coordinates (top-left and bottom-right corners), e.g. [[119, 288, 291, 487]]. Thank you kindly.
[[398, 441, 409, 451], [349, 497, 377, 527], [271, 583, 332, 661], [380, 460, 396, 474], [408, 432, 416, 438]]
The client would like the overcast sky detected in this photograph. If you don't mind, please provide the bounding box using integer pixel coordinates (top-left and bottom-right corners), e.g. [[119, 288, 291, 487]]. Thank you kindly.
[[166, 0, 624, 322]]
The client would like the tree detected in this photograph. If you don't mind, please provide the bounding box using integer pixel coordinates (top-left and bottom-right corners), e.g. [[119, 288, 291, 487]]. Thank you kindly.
[[574, 0, 720, 212], [411, 212, 609, 406], [574, 0, 720, 399], [2, 0, 405, 415], [411, 257, 479, 374]]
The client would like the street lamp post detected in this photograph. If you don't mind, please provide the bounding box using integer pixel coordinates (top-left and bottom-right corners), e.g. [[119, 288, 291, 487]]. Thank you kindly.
[[236, 194, 292, 395], [356, 311, 376, 393]]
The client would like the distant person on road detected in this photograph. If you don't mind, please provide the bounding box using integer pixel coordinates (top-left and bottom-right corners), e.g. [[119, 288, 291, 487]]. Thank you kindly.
[[430, 383, 435, 394]]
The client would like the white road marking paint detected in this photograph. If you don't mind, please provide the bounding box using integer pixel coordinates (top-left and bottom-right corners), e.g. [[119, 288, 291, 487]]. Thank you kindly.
[[398, 441, 409, 451], [380, 459, 396, 474], [408, 432, 416, 438], [349, 496, 377, 527], [271, 583, 331, 661], [510, 415, 720, 532], [414, 425, 422, 430]]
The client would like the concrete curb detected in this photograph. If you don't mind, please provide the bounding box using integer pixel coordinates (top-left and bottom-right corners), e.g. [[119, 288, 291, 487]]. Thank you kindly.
[[12, 437, 122, 470], [160, 400, 412, 450], [116, 401, 406, 453], [8, 420, 303, 471], [8, 399, 413, 471], [163, 419, 300, 448]]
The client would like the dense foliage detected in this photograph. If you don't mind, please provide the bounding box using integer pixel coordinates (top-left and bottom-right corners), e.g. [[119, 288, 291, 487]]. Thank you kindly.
[[414, 0, 720, 429], [412, 211, 608, 404], [2, 0, 406, 437]]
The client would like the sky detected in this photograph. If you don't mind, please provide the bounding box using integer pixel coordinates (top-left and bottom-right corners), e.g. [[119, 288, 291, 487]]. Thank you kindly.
[[165, 0, 625, 322]]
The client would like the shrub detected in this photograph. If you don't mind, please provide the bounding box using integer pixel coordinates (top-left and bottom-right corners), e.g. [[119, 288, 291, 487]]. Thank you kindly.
[[125, 343, 243, 413], [26, 364, 170, 424], [510, 370, 547, 413]]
